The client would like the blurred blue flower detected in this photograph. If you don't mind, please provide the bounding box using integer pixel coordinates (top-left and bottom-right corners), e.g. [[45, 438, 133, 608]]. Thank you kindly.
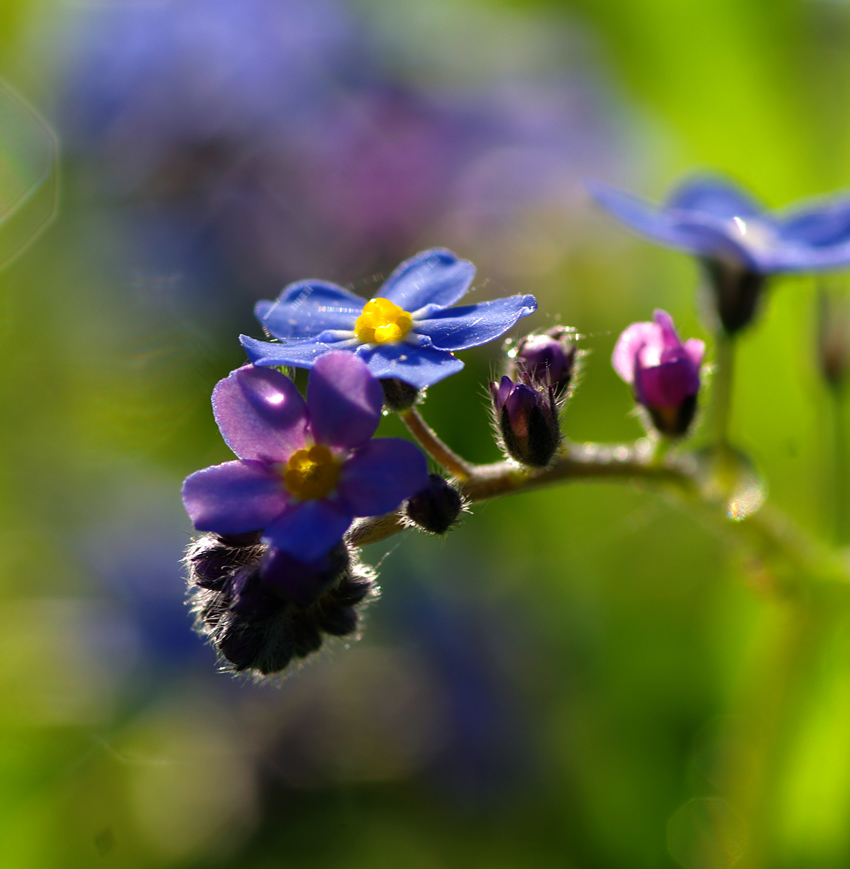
[[240, 248, 537, 388], [182, 353, 428, 565], [590, 176, 850, 332], [57, 0, 624, 320]]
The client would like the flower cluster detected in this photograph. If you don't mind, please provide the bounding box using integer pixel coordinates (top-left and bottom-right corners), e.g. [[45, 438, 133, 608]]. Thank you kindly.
[[182, 350, 432, 672], [182, 173, 850, 677], [182, 248, 537, 675]]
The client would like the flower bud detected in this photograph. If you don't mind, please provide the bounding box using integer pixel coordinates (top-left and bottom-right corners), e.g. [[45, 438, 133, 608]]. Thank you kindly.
[[490, 375, 560, 467], [405, 473, 464, 534], [184, 535, 376, 676], [511, 327, 577, 398], [612, 309, 704, 438]]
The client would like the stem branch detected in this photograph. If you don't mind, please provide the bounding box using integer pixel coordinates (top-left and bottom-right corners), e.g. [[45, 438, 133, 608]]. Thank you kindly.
[[400, 406, 473, 479]]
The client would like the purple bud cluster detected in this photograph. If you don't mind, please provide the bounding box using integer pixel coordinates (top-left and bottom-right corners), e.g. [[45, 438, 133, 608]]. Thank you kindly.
[[185, 534, 375, 675]]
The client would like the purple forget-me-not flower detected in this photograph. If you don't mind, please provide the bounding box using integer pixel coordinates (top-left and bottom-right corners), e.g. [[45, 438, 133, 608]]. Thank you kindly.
[[240, 248, 537, 389], [590, 176, 850, 333], [182, 352, 429, 565], [612, 309, 705, 437]]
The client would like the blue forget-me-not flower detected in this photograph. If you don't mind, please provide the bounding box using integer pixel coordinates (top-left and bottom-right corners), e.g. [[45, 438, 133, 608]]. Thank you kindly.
[[182, 353, 429, 566], [240, 248, 538, 388]]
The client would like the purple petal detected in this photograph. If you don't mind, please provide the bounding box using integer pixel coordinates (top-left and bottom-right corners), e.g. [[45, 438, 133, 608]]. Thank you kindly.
[[337, 439, 429, 516], [652, 309, 681, 350], [182, 461, 288, 534], [666, 177, 763, 219], [684, 338, 706, 369], [256, 280, 363, 339], [612, 321, 656, 384], [493, 375, 513, 411], [414, 295, 537, 351], [636, 358, 700, 407], [380, 248, 476, 312], [307, 352, 382, 449], [212, 365, 308, 462], [240, 333, 358, 369], [263, 499, 353, 562], [358, 343, 465, 388]]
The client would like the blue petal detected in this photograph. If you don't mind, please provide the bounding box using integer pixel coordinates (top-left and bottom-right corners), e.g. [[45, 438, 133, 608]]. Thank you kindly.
[[182, 461, 288, 534], [671, 215, 764, 269], [590, 181, 763, 266], [414, 295, 537, 351], [212, 366, 307, 462], [263, 499, 352, 562], [307, 352, 382, 450], [380, 248, 476, 312], [666, 176, 763, 219], [358, 343, 465, 388], [776, 196, 850, 248], [764, 240, 850, 272], [240, 333, 357, 369], [256, 281, 362, 339], [338, 439, 429, 517], [591, 181, 731, 253]]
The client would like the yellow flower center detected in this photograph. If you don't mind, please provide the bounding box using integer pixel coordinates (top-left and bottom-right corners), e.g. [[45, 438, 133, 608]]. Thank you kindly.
[[354, 297, 414, 345], [282, 445, 340, 500]]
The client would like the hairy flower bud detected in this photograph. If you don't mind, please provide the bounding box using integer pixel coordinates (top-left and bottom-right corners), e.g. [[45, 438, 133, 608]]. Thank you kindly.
[[405, 473, 464, 534], [511, 327, 577, 398], [490, 375, 560, 467], [184, 534, 376, 676]]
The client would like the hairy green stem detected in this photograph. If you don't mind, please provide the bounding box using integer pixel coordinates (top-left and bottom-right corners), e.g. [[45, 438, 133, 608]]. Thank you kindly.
[[347, 438, 846, 593], [399, 406, 473, 479], [347, 440, 693, 547]]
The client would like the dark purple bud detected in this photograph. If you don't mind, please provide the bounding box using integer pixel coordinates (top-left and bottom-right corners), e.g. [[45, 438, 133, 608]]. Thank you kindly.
[[490, 375, 560, 467], [612, 310, 704, 438], [184, 534, 377, 676], [511, 327, 577, 397], [405, 473, 463, 534], [186, 532, 264, 591]]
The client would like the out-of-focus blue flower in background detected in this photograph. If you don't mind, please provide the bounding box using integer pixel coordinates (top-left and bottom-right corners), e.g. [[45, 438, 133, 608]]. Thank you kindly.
[[55, 0, 624, 326]]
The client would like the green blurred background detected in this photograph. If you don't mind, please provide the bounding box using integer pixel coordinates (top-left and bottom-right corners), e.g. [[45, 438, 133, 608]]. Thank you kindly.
[[1, 0, 850, 866]]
